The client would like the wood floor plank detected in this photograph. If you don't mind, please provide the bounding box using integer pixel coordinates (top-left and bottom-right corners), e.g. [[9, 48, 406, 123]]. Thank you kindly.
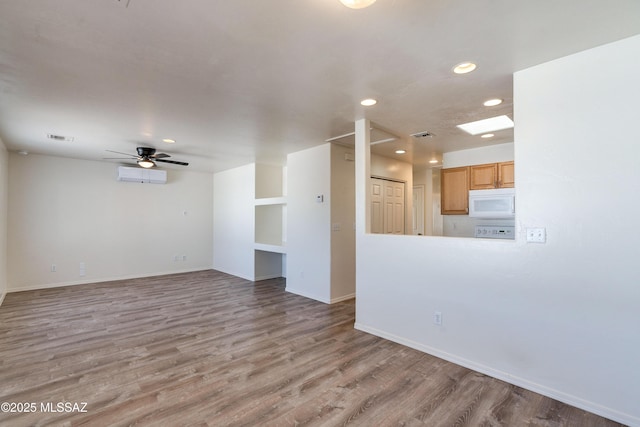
[[0, 270, 625, 426]]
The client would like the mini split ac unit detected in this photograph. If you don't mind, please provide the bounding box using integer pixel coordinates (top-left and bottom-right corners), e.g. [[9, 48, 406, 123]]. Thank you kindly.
[[117, 166, 167, 184]]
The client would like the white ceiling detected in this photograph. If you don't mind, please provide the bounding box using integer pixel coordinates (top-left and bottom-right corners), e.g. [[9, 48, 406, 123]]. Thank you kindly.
[[1, 0, 639, 172]]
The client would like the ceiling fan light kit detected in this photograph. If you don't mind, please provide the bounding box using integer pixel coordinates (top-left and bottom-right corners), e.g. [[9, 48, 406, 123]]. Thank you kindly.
[[339, 0, 376, 9], [138, 159, 155, 168]]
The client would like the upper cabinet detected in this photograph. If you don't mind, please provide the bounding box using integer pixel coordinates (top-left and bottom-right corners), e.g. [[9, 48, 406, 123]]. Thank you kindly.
[[469, 161, 514, 190], [497, 161, 514, 188], [442, 161, 515, 215], [441, 166, 469, 215]]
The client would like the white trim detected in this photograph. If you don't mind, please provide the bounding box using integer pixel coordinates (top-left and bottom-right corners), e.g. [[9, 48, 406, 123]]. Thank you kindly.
[[285, 287, 330, 304], [354, 322, 638, 427], [7, 268, 214, 293], [330, 293, 355, 304], [0, 291, 5, 307]]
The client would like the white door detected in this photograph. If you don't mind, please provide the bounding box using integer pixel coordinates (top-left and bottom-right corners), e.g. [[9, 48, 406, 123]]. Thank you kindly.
[[371, 178, 405, 235]]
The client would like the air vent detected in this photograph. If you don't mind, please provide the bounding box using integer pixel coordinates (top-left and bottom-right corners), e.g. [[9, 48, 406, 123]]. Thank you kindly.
[[47, 134, 74, 142], [411, 131, 434, 138]]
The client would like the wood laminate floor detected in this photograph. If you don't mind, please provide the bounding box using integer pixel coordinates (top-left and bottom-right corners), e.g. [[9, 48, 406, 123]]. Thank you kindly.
[[0, 270, 624, 427]]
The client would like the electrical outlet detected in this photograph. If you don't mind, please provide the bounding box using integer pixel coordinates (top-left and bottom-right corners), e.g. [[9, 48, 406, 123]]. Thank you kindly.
[[50, 264, 57, 273], [182, 255, 187, 261], [526, 227, 546, 243], [433, 311, 442, 326]]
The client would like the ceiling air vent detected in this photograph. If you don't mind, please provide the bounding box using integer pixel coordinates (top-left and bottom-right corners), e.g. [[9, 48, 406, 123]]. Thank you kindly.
[[47, 134, 74, 142], [411, 131, 434, 138]]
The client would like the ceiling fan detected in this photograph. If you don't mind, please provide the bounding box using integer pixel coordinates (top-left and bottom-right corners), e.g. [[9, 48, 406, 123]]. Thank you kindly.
[[105, 147, 189, 168]]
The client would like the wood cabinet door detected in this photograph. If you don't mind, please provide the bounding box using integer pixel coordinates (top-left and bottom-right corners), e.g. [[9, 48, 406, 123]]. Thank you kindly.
[[469, 163, 498, 190], [441, 167, 469, 215], [498, 161, 515, 188]]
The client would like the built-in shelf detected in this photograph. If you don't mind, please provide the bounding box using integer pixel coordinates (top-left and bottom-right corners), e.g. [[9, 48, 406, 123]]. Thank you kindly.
[[254, 242, 286, 254], [255, 196, 287, 206]]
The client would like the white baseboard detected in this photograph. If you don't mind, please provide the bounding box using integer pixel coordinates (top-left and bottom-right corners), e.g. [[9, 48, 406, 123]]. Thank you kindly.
[[354, 322, 638, 427], [7, 268, 213, 293], [330, 293, 355, 303], [285, 288, 355, 305], [285, 287, 330, 304], [0, 291, 5, 307]]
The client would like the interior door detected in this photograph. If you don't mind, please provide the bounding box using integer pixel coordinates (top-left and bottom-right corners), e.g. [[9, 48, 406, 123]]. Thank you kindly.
[[371, 177, 405, 235]]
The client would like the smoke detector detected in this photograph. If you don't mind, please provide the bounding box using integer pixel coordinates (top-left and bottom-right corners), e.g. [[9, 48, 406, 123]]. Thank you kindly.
[[47, 134, 74, 142]]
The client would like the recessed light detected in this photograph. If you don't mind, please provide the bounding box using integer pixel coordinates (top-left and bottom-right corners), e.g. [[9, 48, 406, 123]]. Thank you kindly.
[[429, 159, 438, 164], [395, 149, 406, 154], [339, 0, 376, 9], [360, 98, 377, 106], [18, 150, 29, 156], [481, 133, 495, 138], [483, 98, 503, 107], [457, 115, 514, 135], [453, 62, 477, 74], [162, 138, 176, 144]]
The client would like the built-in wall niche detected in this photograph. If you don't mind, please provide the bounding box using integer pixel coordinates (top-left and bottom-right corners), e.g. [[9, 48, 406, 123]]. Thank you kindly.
[[254, 164, 287, 279]]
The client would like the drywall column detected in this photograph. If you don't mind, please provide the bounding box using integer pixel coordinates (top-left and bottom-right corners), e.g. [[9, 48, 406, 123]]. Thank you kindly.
[[213, 164, 255, 280], [0, 140, 8, 303], [354, 119, 370, 236]]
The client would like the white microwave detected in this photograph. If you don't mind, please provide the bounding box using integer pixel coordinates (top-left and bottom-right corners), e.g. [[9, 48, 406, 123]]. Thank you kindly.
[[468, 188, 515, 219]]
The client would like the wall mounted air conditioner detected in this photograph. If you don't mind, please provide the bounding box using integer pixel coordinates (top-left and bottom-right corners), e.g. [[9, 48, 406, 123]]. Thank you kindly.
[[117, 166, 167, 184]]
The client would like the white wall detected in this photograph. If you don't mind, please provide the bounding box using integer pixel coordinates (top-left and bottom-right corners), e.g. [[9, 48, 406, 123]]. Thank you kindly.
[[355, 35, 640, 426], [443, 142, 514, 168], [330, 144, 355, 302], [212, 164, 255, 280], [7, 154, 213, 291], [0, 140, 8, 303], [286, 144, 332, 302]]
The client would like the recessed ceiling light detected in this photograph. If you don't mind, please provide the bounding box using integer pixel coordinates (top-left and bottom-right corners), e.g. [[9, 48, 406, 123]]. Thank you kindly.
[[453, 62, 477, 74], [483, 98, 503, 107], [481, 133, 495, 138], [18, 150, 29, 156], [457, 115, 514, 135], [162, 138, 176, 144], [360, 98, 377, 106], [395, 149, 406, 154], [429, 159, 438, 164], [339, 0, 376, 9]]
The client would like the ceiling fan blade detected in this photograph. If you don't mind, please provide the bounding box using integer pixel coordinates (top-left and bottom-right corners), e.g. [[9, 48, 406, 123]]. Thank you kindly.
[[106, 149, 136, 157], [156, 158, 189, 166], [103, 157, 136, 160], [152, 152, 170, 159]]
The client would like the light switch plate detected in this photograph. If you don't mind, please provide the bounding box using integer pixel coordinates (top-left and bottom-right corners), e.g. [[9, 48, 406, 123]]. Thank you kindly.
[[526, 227, 546, 243]]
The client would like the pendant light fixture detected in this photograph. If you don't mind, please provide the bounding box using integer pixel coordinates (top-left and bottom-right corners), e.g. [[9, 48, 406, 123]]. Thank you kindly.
[[339, 0, 376, 9]]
